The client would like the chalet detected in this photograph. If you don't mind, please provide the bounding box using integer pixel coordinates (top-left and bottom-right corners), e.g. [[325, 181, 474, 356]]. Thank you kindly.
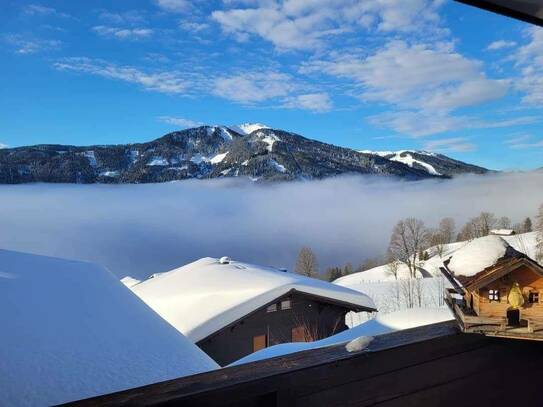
[[490, 229, 516, 236], [441, 235, 543, 340], [129, 257, 376, 365]]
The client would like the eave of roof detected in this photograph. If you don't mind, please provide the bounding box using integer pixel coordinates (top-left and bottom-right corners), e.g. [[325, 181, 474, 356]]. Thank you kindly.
[[456, 0, 543, 27]]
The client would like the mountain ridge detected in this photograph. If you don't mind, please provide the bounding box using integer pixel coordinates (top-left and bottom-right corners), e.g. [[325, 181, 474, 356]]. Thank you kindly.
[[0, 124, 489, 184]]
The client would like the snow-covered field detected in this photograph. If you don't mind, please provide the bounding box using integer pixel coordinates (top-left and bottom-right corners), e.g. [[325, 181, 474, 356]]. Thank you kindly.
[[0, 172, 542, 280]]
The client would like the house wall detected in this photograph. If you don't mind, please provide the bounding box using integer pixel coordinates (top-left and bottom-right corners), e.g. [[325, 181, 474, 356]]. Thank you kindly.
[[197, 293, 352, 366], [475, 265, 543, 320]]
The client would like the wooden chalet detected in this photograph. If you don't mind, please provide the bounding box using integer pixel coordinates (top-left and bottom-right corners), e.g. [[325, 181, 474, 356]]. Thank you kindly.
[[441, 236, 543, 340], [128, 257, 376, 366]]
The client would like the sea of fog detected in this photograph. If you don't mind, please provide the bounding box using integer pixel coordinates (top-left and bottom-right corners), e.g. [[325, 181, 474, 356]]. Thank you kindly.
[[1, 172, 542, 280]]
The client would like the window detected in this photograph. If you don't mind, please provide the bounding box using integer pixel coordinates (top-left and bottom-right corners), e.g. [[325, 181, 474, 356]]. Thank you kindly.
[[488, 289, 499, 302], [280, 299, 291, 310], [253, 334, 267, 352], [266, 303, 277, 313], [529, 292, 539, 304]]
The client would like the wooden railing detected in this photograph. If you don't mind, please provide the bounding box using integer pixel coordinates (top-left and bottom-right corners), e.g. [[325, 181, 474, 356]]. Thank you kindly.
[[65, 321, 543, 406]]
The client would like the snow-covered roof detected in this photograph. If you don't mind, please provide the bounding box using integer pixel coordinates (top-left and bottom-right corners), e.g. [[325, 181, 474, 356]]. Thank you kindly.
[[230, 307, 453, 366], [446, 235, 512, 278], [130, 257, 376, 343], [0, 249, 218, 406], [490, 229, 515, 236], [120, 275, 141, 288]]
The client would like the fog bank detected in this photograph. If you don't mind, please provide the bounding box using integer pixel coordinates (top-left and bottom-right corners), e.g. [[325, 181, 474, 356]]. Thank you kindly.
[[0, 172, 542, 279]]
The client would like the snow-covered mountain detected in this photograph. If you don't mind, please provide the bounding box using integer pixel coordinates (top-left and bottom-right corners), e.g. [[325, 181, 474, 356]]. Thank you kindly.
[[360, 150, 488, 177], [0, 124, 488, 184]]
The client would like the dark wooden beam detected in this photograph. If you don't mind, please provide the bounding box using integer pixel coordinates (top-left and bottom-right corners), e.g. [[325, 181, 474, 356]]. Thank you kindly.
[[64, 321, 543, 406], [455, 0, 543, 27]]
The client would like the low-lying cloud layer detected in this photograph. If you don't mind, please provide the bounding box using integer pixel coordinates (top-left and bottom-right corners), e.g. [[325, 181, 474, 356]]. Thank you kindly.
[[1, 172, 542, 279]]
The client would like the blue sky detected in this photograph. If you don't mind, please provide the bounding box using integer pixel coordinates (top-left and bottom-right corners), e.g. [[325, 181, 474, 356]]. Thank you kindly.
[[1, 0, 543, 170]]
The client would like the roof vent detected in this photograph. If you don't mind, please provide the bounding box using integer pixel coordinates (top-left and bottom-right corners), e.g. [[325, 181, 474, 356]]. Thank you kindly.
[[219, 256, 231, 264]]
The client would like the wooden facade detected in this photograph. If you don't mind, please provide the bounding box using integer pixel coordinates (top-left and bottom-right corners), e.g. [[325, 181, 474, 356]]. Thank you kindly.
[[197, 291, 369, 366], [443, 253, 543, 340]]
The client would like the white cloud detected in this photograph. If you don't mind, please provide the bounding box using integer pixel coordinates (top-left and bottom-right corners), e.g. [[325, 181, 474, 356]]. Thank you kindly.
[[22, 4, 72, 18], [213, 71, 294, 102], [513, 27, 543, 106], [504, 134, 543, 149], [0, 143, 8, 149], [158, 116, 204, 128], [303, 41, 506, 111], [154, 0, 191, 13], [53, 58, 188, 94], [423, 137, 476, 153], [369, 110, 538, 137], [97, 10, 147, 25], [302, 40, 510, 136], [4, 34, 61, 54], [212, 0, 444, 51], [92, 26, 153, 40], [282, 93, 332, 112], [179, 21, 209, 32], [487, 40, 517, 51]]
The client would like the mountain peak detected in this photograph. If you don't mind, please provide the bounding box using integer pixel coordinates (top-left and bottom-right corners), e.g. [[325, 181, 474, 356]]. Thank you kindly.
[[227, 123, 270, 135]]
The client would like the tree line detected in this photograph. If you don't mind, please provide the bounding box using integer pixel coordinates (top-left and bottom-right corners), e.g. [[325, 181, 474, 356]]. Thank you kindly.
[[294, 203, 543, 282]]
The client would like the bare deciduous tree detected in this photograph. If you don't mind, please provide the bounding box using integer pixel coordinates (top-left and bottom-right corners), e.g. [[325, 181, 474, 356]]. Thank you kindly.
[[536, 205, 543, 262], [388, 218, 428, 278], [497, 216, 512, 229], [295, 246, 318, 277], [438, 217, 456, 244]]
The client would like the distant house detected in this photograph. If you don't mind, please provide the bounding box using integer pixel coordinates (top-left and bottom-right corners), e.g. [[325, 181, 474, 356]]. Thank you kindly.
[[441, 235, 543, 340], [130, 257, 376, 365], [490, 229, 516, 236]]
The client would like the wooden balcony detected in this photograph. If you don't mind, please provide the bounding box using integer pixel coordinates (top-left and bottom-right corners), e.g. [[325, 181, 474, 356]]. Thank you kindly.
[[444, 288, 543, 341]]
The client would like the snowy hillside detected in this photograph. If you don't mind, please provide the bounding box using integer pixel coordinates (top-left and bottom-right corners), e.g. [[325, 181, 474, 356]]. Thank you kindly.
[[360, 150, 488, 177], [0, 249, 217, 406], [227, 122, 270, 135], [0, 126, 487, 184]]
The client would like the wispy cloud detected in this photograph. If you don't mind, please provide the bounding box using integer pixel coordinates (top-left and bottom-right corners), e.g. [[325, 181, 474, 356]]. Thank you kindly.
[[212, 0, 445, 51], [282, 93, 332, 112], [504, 134, 543, 149], [213, 71, 294, 103], [22, 4, 72, 19], [302, 40, 513, 136], [158, 116, 203, 128], [154, 0, 191, 13], [4, 34, 61, 54], [512, 27, 543, 106], [92, 26, 153, 40], [0, 143, 8, 149], [369, 111, 538, 137], [487, 40, 517, 51], [53, 58, 188, 94], [97, 10, 147, 25], [423, 137, 476, 152]]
